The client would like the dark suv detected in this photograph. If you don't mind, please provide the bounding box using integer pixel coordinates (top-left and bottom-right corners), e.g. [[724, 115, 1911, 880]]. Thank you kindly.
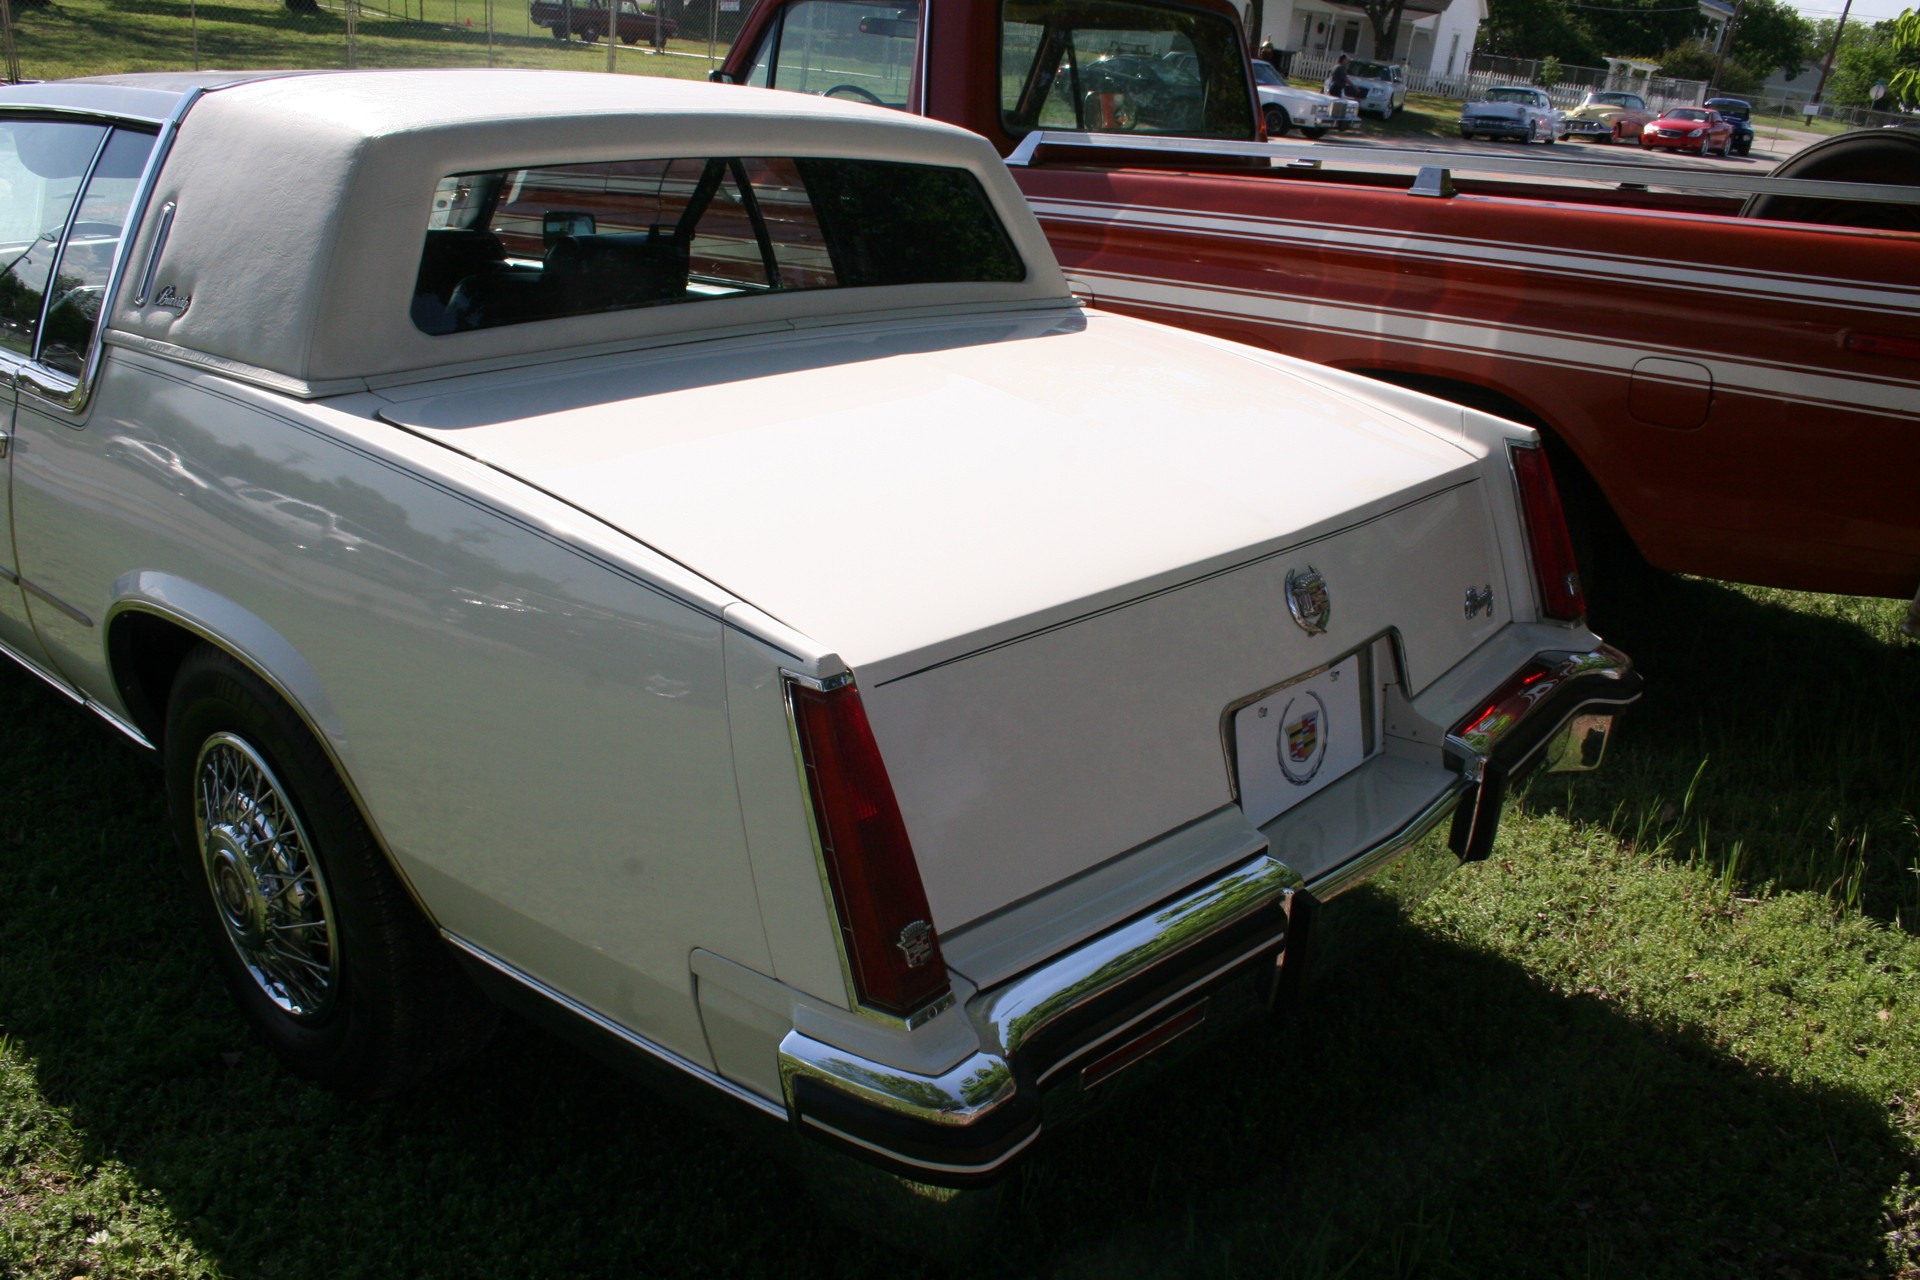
[[1704, 97, 1754, 155]]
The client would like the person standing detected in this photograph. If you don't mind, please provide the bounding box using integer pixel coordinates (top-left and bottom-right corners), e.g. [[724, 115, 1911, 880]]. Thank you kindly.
[[1327, 53, 1351, 99]]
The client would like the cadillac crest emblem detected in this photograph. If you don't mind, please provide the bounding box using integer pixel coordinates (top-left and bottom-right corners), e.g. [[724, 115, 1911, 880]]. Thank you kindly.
[[1277, 691, 1329, 785], [1285, 566, 1331, 635], [895, 919, 935, 969]]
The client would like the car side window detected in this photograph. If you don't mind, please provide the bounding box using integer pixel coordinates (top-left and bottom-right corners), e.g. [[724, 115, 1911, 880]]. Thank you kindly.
[[0, 121, 107, 365], [41, 128, 155, 377], [744, 0, 920, 108]]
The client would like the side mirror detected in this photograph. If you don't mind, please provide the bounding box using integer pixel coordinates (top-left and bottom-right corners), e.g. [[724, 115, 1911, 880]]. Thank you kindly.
[[708, 69, 736, 84]]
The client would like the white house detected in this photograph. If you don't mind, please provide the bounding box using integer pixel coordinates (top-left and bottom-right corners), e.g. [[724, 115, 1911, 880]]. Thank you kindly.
[[1252, 0, 1487, 77]]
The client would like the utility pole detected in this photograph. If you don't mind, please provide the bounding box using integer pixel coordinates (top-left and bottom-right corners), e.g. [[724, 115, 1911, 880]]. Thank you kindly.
[[1811, 0, 1854, 108], [1708, 0, 1744, 93]]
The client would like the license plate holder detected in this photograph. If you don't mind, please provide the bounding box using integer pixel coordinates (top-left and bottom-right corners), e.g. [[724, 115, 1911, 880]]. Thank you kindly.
[[1233, 654, 1369, 828]]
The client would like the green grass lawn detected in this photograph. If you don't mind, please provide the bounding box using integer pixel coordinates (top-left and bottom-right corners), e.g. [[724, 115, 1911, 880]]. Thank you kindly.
[[3, 573, 1917, 1278], [2, 0, 733, 79]]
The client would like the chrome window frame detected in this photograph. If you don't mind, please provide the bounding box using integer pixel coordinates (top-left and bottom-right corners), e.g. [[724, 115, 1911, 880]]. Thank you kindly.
[[5, 90, 197, 419]]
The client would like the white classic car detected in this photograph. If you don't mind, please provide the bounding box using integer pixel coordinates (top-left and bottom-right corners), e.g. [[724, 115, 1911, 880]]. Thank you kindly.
[[1459, 85, 1561, 144], [0, 69, 1638, 1185], [1338, 59, 1406, 119], [1253, 61, 1358, 138]]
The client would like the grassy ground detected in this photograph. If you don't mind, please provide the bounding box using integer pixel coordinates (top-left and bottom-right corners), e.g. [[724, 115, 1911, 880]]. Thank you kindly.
[[2, 0, 732, 80], [3, 572, 1917, 1279]]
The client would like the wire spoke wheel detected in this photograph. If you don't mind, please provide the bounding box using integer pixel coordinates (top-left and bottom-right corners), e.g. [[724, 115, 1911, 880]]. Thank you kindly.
[[195, 732, 338, 1021]]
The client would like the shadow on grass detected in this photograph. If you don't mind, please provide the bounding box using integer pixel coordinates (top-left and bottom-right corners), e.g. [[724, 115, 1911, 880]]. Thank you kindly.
[[1538, 571, 1920, 932], [1, 662, 1910, 1278]]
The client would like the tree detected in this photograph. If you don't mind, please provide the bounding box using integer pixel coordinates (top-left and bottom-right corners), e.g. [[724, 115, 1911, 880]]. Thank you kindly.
[[1655, 37, 1720, 79], [1481, 0, 1599, 63], [1893, 9, 1920, 104], [1579, 0, 1698, 61], [1726, 0, 1816, 78], [1355, 0, 1411, 59]]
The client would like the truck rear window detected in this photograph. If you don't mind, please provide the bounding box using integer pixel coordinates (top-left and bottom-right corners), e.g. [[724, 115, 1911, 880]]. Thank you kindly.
[[1000, 0, 1254, 140], [412, 154, 1025, 335]]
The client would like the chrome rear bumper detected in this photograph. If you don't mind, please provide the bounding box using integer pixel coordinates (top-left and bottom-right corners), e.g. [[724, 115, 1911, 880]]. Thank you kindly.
[[777, 645, 1641, 1186]]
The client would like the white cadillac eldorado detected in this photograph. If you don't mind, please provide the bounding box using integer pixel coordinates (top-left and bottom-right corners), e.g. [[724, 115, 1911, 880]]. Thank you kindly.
[[0, 69, 1639, 1185]]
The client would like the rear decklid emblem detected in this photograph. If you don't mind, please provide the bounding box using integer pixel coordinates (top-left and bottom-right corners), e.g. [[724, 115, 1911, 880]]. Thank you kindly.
[[1285, 566, 1331, 635]]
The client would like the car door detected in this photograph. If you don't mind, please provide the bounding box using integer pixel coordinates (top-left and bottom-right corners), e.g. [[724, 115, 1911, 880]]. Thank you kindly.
[[0, 119, 155, 691], [0, 117, 120, 677]]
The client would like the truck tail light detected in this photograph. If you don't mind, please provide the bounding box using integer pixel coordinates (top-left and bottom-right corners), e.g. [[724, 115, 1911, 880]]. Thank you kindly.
[[787, 679, 951, 1020], [1509, 442, 1586, 622]]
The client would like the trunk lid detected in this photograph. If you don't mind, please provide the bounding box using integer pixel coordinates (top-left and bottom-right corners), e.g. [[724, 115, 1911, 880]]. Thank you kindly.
[[376, 308, 1516, 927]]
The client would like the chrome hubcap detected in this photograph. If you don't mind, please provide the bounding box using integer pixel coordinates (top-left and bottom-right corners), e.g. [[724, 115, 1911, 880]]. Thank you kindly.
[[194, 733, 337, 1020]]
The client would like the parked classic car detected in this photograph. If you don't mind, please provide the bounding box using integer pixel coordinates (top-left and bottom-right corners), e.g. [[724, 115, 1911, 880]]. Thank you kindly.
[[529, 0, 676, 43], [1642, 106, 1734, 155], [1459, 85, 1560, 143], [1340, 58, 1405, 118], [1703, 96, 1754, 155], [0, 69, 1639, 1185], [1252, 59, 1357, 138], [1557, 89, 1655, 143]]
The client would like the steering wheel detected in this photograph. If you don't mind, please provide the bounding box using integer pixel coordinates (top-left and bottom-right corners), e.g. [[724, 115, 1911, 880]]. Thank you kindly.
[[822, 83, 883, 104]]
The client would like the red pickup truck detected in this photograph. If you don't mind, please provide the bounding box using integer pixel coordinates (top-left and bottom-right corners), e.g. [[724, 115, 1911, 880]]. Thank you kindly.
[[531, 0, 674, 43], [719, 0, 1920, 609]]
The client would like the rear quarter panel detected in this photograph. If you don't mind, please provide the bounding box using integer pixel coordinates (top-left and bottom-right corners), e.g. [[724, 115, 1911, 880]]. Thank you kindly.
[[12, 346, 773, 1066]]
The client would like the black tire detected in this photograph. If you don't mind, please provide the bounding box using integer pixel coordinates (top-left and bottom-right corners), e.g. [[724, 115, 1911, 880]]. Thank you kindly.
[[1264, 104, 1291, 138], [548, 21, 565, 37], [1460, 130, 1475, 141], [1299, 128, 1328, 140], [165, 645, 496, 1097], [578, 22, 599, 41], [1742, 129, 1920, 230], [1699, 133, 1712, 157]]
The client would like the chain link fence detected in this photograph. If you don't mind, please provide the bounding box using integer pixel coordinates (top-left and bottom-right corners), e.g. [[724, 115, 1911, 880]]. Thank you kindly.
[[0, 0, 747, 81]]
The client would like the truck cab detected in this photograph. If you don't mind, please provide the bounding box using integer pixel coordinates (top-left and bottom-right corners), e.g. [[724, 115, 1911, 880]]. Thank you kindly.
[[728, 0, 1264, 151]]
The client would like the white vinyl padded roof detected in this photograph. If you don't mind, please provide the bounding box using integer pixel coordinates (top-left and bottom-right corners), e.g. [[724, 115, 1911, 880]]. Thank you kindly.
[[99, 69, 1068, 393]]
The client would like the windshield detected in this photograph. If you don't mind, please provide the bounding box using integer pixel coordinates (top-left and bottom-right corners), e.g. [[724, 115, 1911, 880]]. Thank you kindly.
[[1706, 99, 1750, 118], [1348, 60, 1392, 79], [1667, 108, 1709, 121], [1591, 92, 1640, 108], [1252, 61, 1281, 86], [1000, 0, 1255, 139], [1487, 88, 1541, 104]]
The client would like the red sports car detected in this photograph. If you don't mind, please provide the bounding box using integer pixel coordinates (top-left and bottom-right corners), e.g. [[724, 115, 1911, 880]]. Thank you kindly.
[[1641, 107, 1735, 156]]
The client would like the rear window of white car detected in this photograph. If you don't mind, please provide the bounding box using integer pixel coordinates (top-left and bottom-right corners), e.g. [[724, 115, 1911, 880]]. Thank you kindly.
[[413, 155, 1025, 335]]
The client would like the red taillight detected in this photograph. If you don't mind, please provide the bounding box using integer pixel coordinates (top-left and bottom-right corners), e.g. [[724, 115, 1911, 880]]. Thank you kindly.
[[787, 679, 950, 1020], [1509, 442, 1586, 622]]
